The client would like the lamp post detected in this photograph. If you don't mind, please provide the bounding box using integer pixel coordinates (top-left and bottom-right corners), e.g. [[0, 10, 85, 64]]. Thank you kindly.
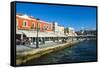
[[36, 18, 40, 48]]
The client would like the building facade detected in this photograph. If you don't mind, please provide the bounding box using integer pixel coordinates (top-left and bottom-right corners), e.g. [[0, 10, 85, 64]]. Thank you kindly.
[[16, 14, 53, 32], [16, 14, 65, 45], [64, 27, 77, 36], [52, 22, 64, 36]]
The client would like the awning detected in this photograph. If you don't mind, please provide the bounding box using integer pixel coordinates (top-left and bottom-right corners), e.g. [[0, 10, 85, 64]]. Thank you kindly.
[[16, 30, 23, 34], [16, 30, 65, 37]]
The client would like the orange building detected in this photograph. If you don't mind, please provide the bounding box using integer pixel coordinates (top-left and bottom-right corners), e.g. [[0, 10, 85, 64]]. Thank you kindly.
[[16, 14, 53, 32]]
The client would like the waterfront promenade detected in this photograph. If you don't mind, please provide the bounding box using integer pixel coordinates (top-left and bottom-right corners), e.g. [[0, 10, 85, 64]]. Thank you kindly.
[[16, 39, 84, 65], [16, 40, 66, 52]]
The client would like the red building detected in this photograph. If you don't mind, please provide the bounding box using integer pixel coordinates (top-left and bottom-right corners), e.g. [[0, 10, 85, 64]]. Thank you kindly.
[[16, 14, 53, 32]]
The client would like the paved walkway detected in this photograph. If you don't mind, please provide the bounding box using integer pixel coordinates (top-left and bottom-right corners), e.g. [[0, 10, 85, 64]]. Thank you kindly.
[[16, 41, 63, 52]]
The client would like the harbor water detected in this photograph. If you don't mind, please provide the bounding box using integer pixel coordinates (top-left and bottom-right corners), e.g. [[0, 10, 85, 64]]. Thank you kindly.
[[22, 39, 97, 65]]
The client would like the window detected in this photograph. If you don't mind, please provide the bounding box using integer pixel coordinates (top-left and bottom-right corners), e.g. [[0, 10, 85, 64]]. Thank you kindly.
[[16, 19, 18, 27], [38, 23, 41, 28], [43, 25, 47, 31], [23, 20, 28, 27], [37, 23, 41, 30], [47, 26, 49, 30], [31, 22, 35, 29]]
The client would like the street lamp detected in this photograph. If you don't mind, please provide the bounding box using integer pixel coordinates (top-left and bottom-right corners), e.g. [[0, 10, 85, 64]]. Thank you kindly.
[[36, 18, 40, 48]]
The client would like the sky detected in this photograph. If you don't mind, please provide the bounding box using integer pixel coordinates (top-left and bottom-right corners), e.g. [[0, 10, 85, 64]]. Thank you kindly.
[[16, 2, 97, 31]]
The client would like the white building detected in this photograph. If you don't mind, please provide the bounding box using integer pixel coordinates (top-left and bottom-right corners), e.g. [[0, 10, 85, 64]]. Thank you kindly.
[[65, 27, 77, 36], [53, 22, 64, 37]]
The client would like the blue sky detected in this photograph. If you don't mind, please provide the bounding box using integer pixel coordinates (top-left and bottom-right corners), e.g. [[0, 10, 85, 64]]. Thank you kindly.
[[16, 3, 97, 31]]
